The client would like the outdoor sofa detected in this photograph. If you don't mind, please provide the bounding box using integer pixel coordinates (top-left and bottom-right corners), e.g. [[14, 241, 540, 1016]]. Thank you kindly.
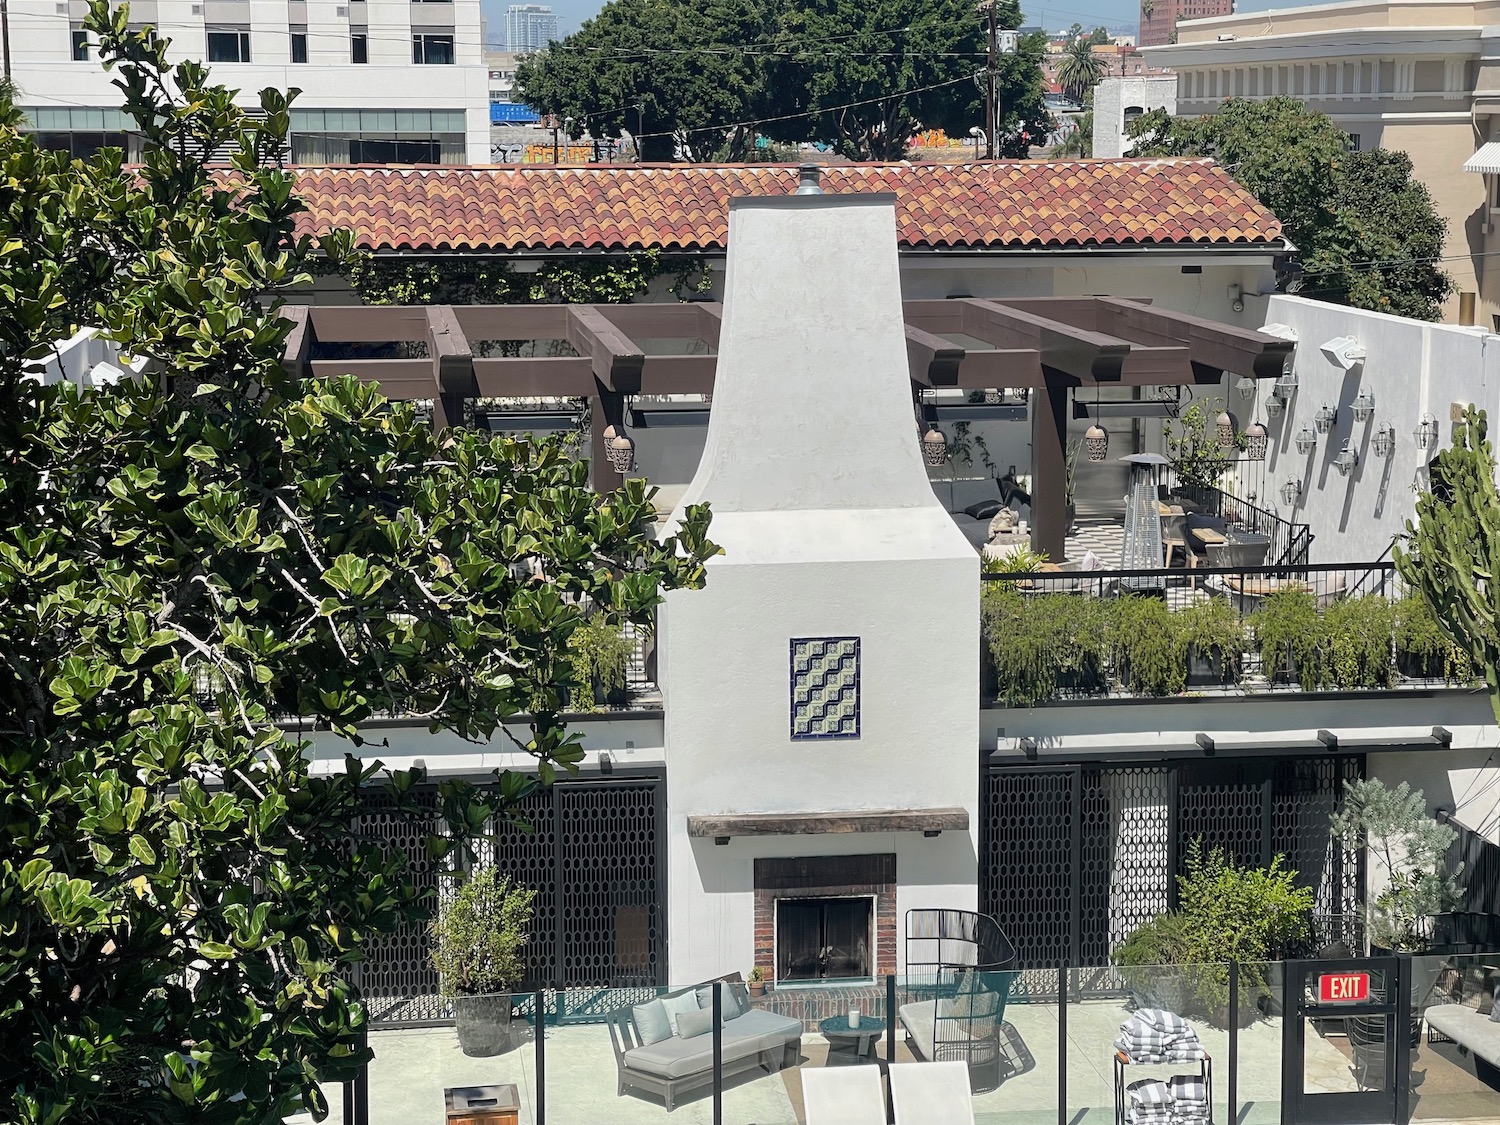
[[1425, 984, 1500, 1078], [605, 981, 803, 1111]]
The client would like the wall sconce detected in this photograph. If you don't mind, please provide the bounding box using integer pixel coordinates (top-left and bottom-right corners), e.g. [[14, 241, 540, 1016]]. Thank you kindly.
[[1314, 403, 1338, 434], [1373, 424, 1396, 458], [1274, 367, 1298, 399], [922, 424, 948, 466], [1351, 388, 1375, 424], [1414, 413, 1440, 451], [1215, 409, 1236, 453], [1084, 423, 1110, 463], [1236, 375, 1257, 401], [1244, 421, 1268, 460], [1279, 478, 1303, 506], [1334, 442, 1359, 476], [1265, 394, 1285, 419], [1294, 425, 1318, 455]]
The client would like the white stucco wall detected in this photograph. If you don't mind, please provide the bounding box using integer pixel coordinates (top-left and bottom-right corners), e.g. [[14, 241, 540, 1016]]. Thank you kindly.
[[1256, 295, 1500, 562], [658, 194, 980, 987], [1092, 76, 1178, 159]]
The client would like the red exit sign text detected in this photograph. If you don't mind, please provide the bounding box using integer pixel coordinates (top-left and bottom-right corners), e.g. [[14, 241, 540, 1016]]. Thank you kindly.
[[1318, 972, 1370, 1003]]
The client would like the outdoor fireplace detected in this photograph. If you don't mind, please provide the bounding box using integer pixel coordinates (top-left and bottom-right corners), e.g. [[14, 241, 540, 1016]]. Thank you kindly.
[[754, 855, 896, 985], [776, 896, 873, 981]]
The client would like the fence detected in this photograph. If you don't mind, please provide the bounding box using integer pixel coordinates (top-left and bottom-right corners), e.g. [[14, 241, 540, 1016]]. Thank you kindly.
[[1172, 479, 1313, 566]]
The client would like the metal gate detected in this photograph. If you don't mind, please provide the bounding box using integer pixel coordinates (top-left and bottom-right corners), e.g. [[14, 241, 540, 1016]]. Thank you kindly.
[[357, 773, 666, 1028], [979, 756, 1364, 976]]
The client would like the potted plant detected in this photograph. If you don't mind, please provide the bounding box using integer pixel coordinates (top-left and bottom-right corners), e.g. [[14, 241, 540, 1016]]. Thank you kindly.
[[1178, 598, 1243, 686], [566, 617, 634, 711], [1064, 438, 1082, 536], [748, 965, 766, 997], [1395, 595, 1474, 683], [1251, 587, 1319, 687], [1110, 595, 1188, 696], [430, 866, 537, 1057], [1114, 912, 1194, 1014], [1321, 596, 1396, 689], [983, 590, 1110, 706]]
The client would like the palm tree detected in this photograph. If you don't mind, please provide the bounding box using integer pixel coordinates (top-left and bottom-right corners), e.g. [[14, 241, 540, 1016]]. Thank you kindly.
[[1049, 110, 1093, 158], [1056, 39, 1107, 104]]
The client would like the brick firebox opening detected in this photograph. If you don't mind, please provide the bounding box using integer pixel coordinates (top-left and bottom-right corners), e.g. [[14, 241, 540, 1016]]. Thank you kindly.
[[753, 854, 897, 983]]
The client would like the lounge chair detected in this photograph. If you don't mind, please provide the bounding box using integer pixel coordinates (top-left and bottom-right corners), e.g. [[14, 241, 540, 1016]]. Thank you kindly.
[[889, 1061, 975, 1125], [803, 1065, 888, 1125]]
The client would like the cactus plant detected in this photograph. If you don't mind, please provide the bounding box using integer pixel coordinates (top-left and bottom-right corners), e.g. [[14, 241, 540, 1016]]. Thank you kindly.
[[1394, 406, 1500, 721]]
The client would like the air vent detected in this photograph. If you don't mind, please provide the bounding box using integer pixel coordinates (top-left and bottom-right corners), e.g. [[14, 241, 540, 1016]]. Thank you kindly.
[[55, 2, 66, 12], [191, 3, 202, 12], [336, 5, 348, 14]]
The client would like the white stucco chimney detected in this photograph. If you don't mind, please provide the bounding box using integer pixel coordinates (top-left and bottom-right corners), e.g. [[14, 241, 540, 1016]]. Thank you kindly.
[[657, 190, 980, 986]]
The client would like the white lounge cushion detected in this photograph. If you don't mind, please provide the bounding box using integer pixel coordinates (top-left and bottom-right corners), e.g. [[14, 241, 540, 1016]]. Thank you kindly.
[[632, 998, 672, 1046], [803, 1065, 887, 1125], [1426, 1003, 1500, 1067], [660, 990, 701, 1036], [889, 1060, 975, 1125], [898, 999, 979, 1062], [623, 1008, 802, 1080]]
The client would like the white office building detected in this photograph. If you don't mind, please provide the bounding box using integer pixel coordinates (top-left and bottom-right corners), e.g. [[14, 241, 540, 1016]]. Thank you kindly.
[[13, 0, 492, 164], [505, 3, 556, 50]]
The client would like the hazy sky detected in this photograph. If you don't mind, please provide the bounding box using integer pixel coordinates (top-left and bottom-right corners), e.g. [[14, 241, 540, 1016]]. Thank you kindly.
[[483, 0, 1312, 47]]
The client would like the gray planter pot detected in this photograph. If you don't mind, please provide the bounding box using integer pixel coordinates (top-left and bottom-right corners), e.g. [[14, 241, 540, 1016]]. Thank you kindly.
[[453, 994, 515, 1057]]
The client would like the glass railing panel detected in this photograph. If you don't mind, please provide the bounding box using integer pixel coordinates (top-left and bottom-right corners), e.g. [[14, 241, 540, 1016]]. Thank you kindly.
[[543, 984, 683, 1124], [945, 967, 1061, 1125], [1410, 953, 1500, 1121], [365, 991, 535, 1125], [1100, 963, 1227, 1125], [1235, 960, 1284, 1125]]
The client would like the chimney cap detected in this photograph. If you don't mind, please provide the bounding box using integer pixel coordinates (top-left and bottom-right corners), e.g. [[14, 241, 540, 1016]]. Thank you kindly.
[[795, 163, 824, 195]]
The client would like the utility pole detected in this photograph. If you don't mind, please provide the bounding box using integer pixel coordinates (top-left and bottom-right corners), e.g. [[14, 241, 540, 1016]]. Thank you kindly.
[[2, 0, 12, 82], [985, 0, 997, 159]]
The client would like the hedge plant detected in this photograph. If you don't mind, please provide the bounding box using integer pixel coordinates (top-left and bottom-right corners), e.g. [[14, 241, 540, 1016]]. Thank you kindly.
[[1111, 596, 1188, 696], [981, 588, 1110, 706], [1322, 595, 1396, 689], [1251, 588, 1321, 688], [1395, 594, 1475, 683], [1177, 597, 1243, 683]]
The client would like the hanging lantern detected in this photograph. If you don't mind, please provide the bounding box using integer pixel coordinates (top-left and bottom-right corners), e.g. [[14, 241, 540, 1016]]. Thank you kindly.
[[1084, 423, 1109, 463], [607, 431, 636, 473], [1334, 441, 1359, 477], [1215, 410, 1236, 453], [1244, 421, 1268, 461], [1236, 375, 1257, 401], [1274, 367, 1298, 399], [1265, 394, 1285, 419], [1294, 425, 1317, 455], [1279, 478, 1302, 507], [922, 425, 948, 466], [984, 389, 1004, 405], [1314, 403, 1337, 434], [1414, 413, 1439, 451], [1351, 388, 1375, 424], [1373, 423, 1396, 459]]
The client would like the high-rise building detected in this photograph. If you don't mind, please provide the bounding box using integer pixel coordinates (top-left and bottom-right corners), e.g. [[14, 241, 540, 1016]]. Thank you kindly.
[[1137, 0, 1232, 48], [506, 4, 558, 51], [16, 0, 491, 164]]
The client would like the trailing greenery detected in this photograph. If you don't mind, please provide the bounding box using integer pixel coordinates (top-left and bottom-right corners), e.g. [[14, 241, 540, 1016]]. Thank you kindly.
[[1394, 594, 1474, 683], [431, 868, 537, 997], [1111, 596, 1187, 697], [980, 588, 1110, 706], [0, 10, 719, 1123], [1177, 597, 1243, 683], [1331, 779, 1463, 952], [1322, 595, 1395, 690], [564, 618, 635, 712], [1114, 843, 1314, 1024], [514, 0, 1051, 162], [1251, 588, 1321, 688], [1395, 407, 1500, 715], [1128, 98, 1453, 320]]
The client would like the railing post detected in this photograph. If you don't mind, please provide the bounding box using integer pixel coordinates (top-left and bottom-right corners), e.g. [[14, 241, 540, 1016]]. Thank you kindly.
[[1228, 959, 1238, 1125], [712, 982, 724, 1125], [535, 989, 546, 1125], [1057, 964, 1068, 1125]]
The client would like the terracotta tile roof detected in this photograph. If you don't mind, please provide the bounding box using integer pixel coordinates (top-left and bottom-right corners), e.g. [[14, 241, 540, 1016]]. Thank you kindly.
[[288, 160, 1284, 254]]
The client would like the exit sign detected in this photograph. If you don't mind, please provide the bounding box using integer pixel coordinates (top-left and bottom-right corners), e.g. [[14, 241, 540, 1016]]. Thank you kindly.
[[1319, 971, 1370, 1003]]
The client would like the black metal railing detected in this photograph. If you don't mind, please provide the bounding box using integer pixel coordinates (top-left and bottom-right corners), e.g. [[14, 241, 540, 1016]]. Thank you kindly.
[[1172, 480, 1313, 566]]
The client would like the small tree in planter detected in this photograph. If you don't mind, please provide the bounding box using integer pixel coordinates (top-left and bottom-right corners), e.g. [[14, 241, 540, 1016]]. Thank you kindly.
[[1330, 779, 1463, 952], [1395, 595, 1474, 683], [431, 867, 538, 1056]]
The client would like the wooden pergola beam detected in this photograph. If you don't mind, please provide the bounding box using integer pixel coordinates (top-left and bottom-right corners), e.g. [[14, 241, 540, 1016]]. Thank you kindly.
[[906, 325, 965, 387], [566, 306, 645, 394]]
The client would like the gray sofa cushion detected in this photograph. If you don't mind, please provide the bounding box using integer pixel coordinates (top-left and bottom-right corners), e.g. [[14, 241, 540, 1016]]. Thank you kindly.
[[1426, 1003, 1500, 1067], [623, 1008, 802, 1080]]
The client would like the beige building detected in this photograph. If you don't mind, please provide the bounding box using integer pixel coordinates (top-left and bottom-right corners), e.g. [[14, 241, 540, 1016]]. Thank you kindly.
[[1142, 0, 1500, 325]]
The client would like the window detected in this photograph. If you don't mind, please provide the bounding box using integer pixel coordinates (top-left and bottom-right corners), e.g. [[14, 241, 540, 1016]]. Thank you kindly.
[[1346, 132, 1361, 152], [206, 29, 251, 62], [351, 31, 368, 63], [412, 33, 454, 64], [290, 30, 308, 62], [71, 29, 89, 60], [349, 137, 442, 162]]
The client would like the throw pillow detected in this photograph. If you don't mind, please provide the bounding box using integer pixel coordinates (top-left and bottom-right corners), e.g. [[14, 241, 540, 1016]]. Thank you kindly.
[[659, 990, 700, 1034], [631, 999, 672, 1046], [675, 1007, 716, 1039], [964, 499, 1005, 520]]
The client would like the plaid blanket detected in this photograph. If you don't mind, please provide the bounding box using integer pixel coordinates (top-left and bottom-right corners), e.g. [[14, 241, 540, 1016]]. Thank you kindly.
[[1115, 1011, 1207, 1063]]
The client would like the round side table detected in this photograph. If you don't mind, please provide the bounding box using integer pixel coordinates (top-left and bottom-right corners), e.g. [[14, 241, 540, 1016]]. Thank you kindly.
[[818, 1014, 885, 1066]]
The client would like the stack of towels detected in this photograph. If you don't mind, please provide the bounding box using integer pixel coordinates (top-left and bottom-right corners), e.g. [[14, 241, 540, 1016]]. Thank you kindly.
[[1114, 1008, 1207, 1064], [1122, 1077, 1210, 1125]]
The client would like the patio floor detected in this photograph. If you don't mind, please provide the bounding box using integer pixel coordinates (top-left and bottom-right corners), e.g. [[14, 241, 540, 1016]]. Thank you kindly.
[[283, 995, 1500, 1125]]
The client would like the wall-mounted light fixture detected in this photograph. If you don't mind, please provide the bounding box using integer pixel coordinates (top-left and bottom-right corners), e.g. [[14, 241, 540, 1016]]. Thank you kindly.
[[1334, 442, 1359, 476], [1319, 335, 1366, 371], [1294, 425, 1318, 455], [1373, 424, 1396, 458], [1351, 388, 1376, 424], [1236, 375, 1257, 401], [1314, 403, 1338, 434], [1414, 413, 1440, 451], [1265, 394, 1285, 419], [1279, 478, 1303, 506], [1244, 421, 1268, 461], [1274, 367, 1299, 399]]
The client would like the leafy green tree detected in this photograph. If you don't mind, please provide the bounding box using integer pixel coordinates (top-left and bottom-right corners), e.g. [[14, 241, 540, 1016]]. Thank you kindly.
[[0, 6, 717, 1123], [516, 0, 1049, 161], [1087, 26, 1111, 45], [1056, 38, 1106, 103], [1396, 407, 1500, 718], [1128, 98, 1453, 320], [1049, 108, 1092, 157]]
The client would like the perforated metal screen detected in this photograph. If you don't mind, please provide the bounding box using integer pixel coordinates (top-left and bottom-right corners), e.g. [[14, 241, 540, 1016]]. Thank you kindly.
[[981, 757, 1362, 980], [357, 774, 665, 1028]]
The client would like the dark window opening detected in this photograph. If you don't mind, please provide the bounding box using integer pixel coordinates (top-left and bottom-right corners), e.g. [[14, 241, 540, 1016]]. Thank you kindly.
[[412, 33, 454, 64], [71, 29, 89, 60], [33, 131, 131, 160], [206, 30, 251, 62], [776, 897, 872, 982], [348, 137, 441, 163], [290, 31, 308, 63], [351, 32, 368, 63]]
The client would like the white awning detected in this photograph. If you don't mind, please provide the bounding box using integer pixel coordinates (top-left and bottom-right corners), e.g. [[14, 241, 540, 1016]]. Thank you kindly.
[[1464, 141, 1500, 173]]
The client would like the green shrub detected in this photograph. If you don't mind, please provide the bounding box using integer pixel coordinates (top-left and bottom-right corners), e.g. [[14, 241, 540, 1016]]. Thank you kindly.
[[564, 618, 634, 712], [1321, 595, 1395, 689], [1177, 598, 1243, 682], [431, 867, 537, 997], [1111, 596, 1188, 696], [982, 589, 1110, 706], [1252, 588, 1320, 688], [1395, 594, 1474, 682]]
